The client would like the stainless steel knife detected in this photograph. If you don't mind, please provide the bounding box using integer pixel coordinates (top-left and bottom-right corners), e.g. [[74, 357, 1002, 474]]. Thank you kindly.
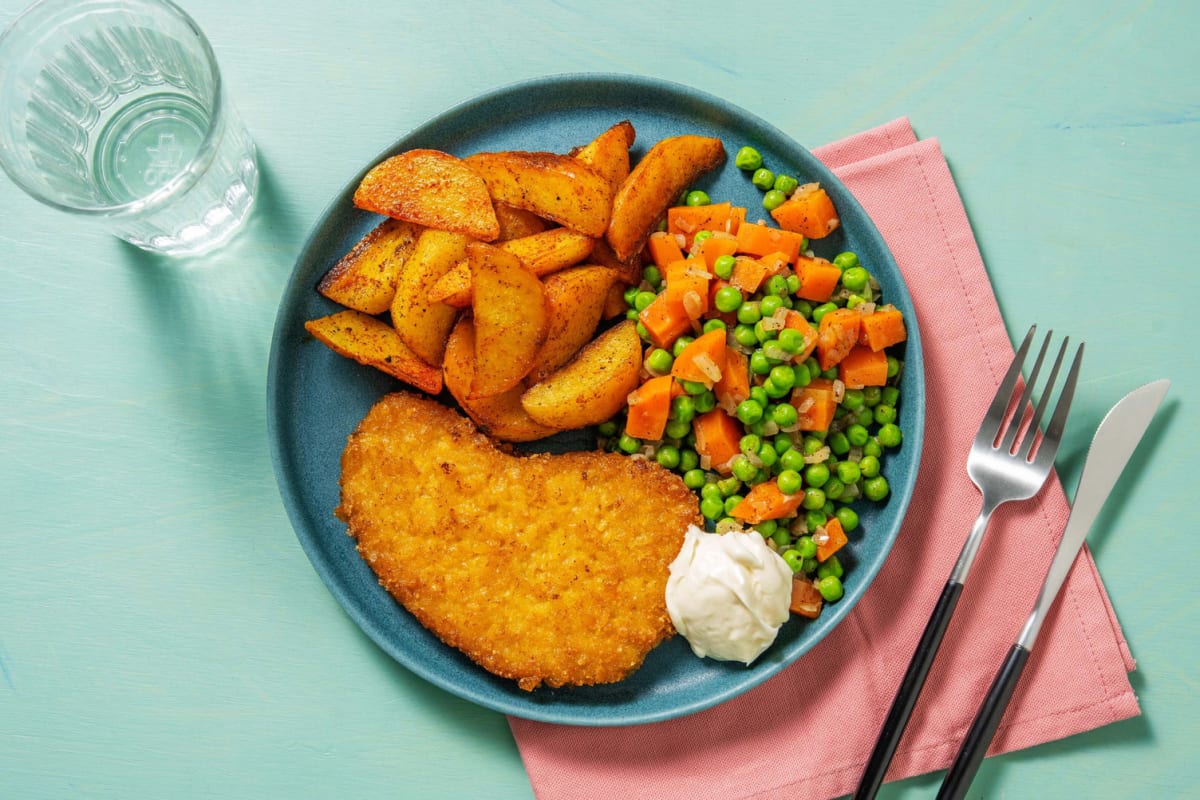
[[937, 378, 1171, 800]]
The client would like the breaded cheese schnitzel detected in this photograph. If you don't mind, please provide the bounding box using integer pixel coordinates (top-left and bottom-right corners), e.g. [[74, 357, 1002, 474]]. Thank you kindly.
[[336, 391, 701, 691]]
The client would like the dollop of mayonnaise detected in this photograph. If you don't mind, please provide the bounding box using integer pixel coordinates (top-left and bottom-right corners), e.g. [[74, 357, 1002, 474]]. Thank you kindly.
[[665, 524, 792, 665]]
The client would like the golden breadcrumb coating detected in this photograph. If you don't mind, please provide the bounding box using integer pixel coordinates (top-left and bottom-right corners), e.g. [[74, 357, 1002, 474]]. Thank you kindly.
[[336, 392, 701, 690]]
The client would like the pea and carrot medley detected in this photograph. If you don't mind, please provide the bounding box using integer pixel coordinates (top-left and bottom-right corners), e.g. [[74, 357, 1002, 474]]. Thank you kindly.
[[598, 145, 908, 617]]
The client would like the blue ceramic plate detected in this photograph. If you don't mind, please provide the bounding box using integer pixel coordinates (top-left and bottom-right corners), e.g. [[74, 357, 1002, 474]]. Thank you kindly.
[[267, 74, 924, 726]]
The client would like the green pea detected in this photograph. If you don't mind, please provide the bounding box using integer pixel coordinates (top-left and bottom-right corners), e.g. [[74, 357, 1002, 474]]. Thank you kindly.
[[703, 318, 727, 334], [882, 386, 901, 407], [803, 487, 826, 510], [862, 386, 882, 407], [860, 454, 881, 478], [737, 434, 760, 456], [792, 361, 812, 388], [735, 146, 763, 171], [700, 496, 725, 519], [749, 386, 769, 407], [772, 528, 792, 549], [802, 435, 825, 455], [766, 274, 790, 297], [736, 399, 764, 425], [780, 448, 806, 473], [679, 449, 699, 472], [817, 575, 844, 602], [680, 379, 708, 396], [733, 323, 758, 348], [672, 336, 695, 357], [749, 351, 772, 375], [756, 519, 778, 537], [846, 294, 867, 310], [782, 549, 804, 573], [855, 406, 875, 427], [686, 190, 711, 206], [796, 535, 818, 559], [887, 356, 901, 379], [778, 327, 805, 354], [663, 418, 690, 440], [772, 402, 798, 428], [802, 510, 824, 532], [824, 477, 845, 501], [713, 254, 736, 279], [762, 188, 787, 211], [642, 265, 662, 288], [757, 443, 779, 468], [817, 555, 844, 580], [714, 285, 744, 313], [683, 468, 707, 489], [836, 460, 861, 484], [774, 434, 794, 454], [693, 230, 713, 245], [805, 463, 830, 488], [700, 482, 723, 501], [731, 454, 758, 483], [763, 376, 790, 399], [646, 348, 673, 374], [799, 556, 817, 573], [777, 468, 802, 494], [841, 266, 869, 292], [811, 302, 838, 324], [793, 299, 813, 317], [836, 506, 859, 532], [737, 301, 762, 325], [617, 433, 640, 454], [833, 251, 860, 271], [752, 167, 775, 190], [656, 445, 681, 469], [670, 394, 696, 423], [694, 391, 717, 413], [774, 173, 799, 195], [634, 290, 657, 311], [759, 294, 784, 318], [597, 420, 619, 438], [878, 423, 902, 448], [863, 475, 889, 501], [828, 430, 850, 455], [874, 404, 897, 425], [786, 274, 801, 294], [623, 285, 640, 306], [626, 308, 640, 321], [723, 495, 744, 515], [846, 424, 870, 447], [769, 364, 796, 390], [863, 439, 883, 458]]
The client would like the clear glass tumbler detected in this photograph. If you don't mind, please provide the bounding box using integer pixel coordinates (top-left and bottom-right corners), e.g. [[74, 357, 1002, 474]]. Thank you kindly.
[[0, 0, 258, 256]]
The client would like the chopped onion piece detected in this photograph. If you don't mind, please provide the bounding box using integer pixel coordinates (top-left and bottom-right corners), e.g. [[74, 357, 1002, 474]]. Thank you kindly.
[[682, 290, 705, 320], [804, 446, 831, 464], [694, 352, 723, 383], [812, 527, 830, 547], [699, 454, 712, 471], [832, 379, 846, 403], [674, 233, 687, 248], [761, 315, 785, 332], [796, 397, 815, 414], [762, 420, 780, 436], [856, 301, 877, 315], [764, 343, 790, 362], [716, 518, 744, 534]]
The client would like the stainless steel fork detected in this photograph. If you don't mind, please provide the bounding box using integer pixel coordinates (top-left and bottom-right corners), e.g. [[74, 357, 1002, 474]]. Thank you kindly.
[[854, 325, 1084, 799]]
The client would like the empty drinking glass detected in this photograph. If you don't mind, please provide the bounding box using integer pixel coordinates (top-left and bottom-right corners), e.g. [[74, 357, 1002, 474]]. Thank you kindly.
[[0, 0, 258, 256]]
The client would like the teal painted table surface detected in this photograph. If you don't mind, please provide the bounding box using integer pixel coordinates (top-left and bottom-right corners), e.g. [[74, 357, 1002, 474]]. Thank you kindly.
[[2, 1, 1196, 797]]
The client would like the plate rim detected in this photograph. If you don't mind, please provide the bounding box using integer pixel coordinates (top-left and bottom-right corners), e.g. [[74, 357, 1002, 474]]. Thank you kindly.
[[266, 71, 925, 726]]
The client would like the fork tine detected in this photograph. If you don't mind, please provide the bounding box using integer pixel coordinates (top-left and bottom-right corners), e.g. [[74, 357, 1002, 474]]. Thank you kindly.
[[1032, 341, 1085, 468], [1016, 336, 1069, 460], [999, 329, 1053, 454], [975, 325, 1037, 447]]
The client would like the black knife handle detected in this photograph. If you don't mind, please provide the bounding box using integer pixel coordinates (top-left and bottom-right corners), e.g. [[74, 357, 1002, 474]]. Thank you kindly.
[[936, 643, 1032, 800], [854, 580, 964, 799]]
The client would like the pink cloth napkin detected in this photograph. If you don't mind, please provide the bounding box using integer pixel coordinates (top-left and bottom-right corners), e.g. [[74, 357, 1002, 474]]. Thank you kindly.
[[508, 118, 1139, 799]]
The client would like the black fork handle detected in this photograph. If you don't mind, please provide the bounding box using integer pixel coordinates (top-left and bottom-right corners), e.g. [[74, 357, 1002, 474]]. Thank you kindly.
[[854, 580, 964, 799]]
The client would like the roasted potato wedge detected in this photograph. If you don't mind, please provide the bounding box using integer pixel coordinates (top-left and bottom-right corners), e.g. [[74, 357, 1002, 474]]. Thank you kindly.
[[589, 237, 642, 286], [606, 135, 726, 262], [428, 228, 597, 308], [521, 320, 642, 429], [602, 280, 629, 320], [443, 317, 560, 442], [391, 229, 472, 367], [305, 310, 442, 393], [572, 120, 635, 191], [494, 202, 549, 241], [353, 149, 499, 241], [317, 218, 423, 314], [465, 151, 615, 237], [528, 265, 621, 383], [468, 242, 548, 399]]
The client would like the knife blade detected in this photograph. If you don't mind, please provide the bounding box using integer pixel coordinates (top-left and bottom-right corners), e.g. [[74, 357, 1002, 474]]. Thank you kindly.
[[1016, 377, 1170, 648], [937, 378, 1170, 800]]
